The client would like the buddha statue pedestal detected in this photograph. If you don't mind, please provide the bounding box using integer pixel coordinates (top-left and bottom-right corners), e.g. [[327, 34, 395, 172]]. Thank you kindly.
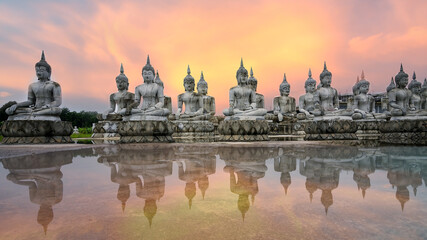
[[172, 120, 215, 143], [1, 118, 73, 144], [379, 119, 427, 145], [217, 119, 270, 141], [118, 120, 174, 143], [353, 119, 386, 140], [303, 119, 358, 141], [92, 114, 122, 139]]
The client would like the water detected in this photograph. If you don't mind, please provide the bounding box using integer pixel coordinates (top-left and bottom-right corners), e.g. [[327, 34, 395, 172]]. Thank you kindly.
[[0, 143, 426, 240]]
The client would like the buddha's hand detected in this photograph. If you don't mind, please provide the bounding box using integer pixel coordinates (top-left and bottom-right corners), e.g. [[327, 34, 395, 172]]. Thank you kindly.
[[154, 102, 163, 109], [6, 104, 18, 114]]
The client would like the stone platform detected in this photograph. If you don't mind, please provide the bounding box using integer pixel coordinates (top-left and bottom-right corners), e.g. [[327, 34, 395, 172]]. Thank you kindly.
[[172, 120, 215, 142], [1, 120, 73, 144], [304, 119, 358, 140], [354, 119, 384, 140], [379, 119, 427, 145], [217, 120, 269, 141], [118, 120, 174, 143], [92, 121, 121, 138]]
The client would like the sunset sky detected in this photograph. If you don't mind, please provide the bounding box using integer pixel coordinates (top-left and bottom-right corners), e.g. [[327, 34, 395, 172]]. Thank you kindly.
[[1, 0, 427, 113]]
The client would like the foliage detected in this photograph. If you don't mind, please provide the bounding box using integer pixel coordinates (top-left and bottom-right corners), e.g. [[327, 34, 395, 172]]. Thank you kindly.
[[60, 108, 98, 128], [71, 133, 92, 138], [78, 127, 92, 134]]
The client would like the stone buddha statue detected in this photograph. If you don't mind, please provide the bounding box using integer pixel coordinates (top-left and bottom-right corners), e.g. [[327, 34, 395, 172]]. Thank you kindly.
[[154, 70, 173, 114], [351, 71, 375, 120], [197, 71, 216, 118], [248, 68, 265, 108], [176, 66, 206, 120], [5, 51, 62, 120], [273, 73, 296, 121], [297, 69, 322, 120], [388, 64, 413, 116], [422, 79, 427, 110], [408, 72, 422, 111], [130, 55, 170, 119], [101, 63, 135, 120], [317, 62, 339, 113], [222, 59, 267, 118]]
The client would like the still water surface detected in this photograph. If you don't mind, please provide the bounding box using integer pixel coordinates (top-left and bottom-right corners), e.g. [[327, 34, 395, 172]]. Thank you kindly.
[[0, 144, 426, 240]]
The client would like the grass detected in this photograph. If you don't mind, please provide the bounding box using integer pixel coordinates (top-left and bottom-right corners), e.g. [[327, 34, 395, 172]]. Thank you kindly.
[[71, 133, 92, 138]]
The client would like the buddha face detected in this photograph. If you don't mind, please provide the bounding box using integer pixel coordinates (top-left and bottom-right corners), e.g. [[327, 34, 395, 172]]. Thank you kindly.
[[116, 79, 128, 91], [237, 73, 248, 85], [359, 83, 369, 94], [305, 82, 316, 93], [396, 77, 408, 89], [248, 81, 257, 91], [321, 75, 332, 87], [410, 85, 421, 95], [280, 86, 290, 96], [142, 70, 155, 83], [35, 66, 49, 80], [184, 80, 195, 92], [197, 84, 208, 95]]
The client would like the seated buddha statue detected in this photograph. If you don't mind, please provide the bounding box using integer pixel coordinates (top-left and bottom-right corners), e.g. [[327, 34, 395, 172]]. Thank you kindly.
[[351, 71, 375, 120], [298, 69, 322, 120], [6, 51, 62, 120], [101, 63, 135, 120], [422, 79, 427, 110], [130, 56, 170, 119], [408, 72, 422, 111], [197, 71, 215, 119], [273, 73, 296, 121], [154, 70, 173, 114], [388, 65, 413, 116], [176, 65, 207, 120], [247, 68, 265, 108], [222, 59, 267, 118]]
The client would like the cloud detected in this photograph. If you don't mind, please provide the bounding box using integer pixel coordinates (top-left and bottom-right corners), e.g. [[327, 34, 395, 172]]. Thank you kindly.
[[0, 91, 11, 98]]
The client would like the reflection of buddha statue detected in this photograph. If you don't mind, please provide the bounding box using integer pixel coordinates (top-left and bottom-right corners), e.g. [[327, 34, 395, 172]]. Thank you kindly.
[[223, 59, 267, 118], [298, 69, 322, 120], [6, 51, 63, 120], [273, 148, 296, 195], [101, 64, 135, 120], [2, 152, 72, 235], [273, 74, 296, 121], [197, 72, 216, 119], [351, 71, 376, 120], [176, 66, 206, 120], [247, 68, 265, 109], [353, 157, 375, 198], [130, 56, 170, 119], [154, 71, 173, 114]]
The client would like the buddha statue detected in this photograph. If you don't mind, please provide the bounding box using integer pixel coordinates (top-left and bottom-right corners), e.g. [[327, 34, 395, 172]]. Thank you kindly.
[[197, 71, 216, 118], [5, 51, 62, 120], [222, 59, 267, 118], [422, 79, 427, 110], [154, 70, 173, 114], [273, 73, 296, 121], [351, 71, 375, 120], [248, 68, 265, 108], [298, 69, 322, 119], [130, 55, 170, 119], [381, 77, 396, 113], [388, 64, 413, 116], [101, 63, 135, 120], [176, 66, 206, 120], [408, 72, 422, 111]]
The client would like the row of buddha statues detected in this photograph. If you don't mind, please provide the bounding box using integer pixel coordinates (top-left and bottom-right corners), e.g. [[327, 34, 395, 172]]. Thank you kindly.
[[3, 146, 426, 232], [5, 51, 427, 122]]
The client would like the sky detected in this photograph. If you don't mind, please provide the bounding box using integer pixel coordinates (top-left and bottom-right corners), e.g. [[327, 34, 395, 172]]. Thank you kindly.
[[1, 0, 427, 113]]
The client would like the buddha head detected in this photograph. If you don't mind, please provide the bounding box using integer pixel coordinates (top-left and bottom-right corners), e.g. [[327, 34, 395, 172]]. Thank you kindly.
[[236, 58, 248, 85], [408, 72, 421, 95], [115, 63, 129, 91], [355, 71, 370, 94], [305, 69, 317, 93], [319, 62, 332, 88], [183, 65, 195, 92], [197, 71, 208, 95], [279, 73, 290, 96], [155, 70, 164, 88], [247, 68, 258, 91], [142, 55, 155, 83], [394, 64, 409, 89], [35, 51, 51, 80], [386, 77, 396, 93]]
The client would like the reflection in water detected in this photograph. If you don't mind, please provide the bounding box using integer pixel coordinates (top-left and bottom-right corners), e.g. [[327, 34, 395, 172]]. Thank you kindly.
[[273, 148, 297, 195], [219, 147, 270, 220], [175, 146, 216, 208], [1, 152, 72, 234]]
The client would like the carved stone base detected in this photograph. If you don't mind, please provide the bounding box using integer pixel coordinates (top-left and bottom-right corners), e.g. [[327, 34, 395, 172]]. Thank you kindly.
[[1, 120, 73, 144], [218, 120, 270, 141], [173, 120, 215, 133], [354, 119, 384, 140], [118, 120, 174, 143], [380, 132, 427, 145], [92, 121, 120, 138], [379, 119, 427, 145], [268, 122, 295, 135], [304, 119, 358, 140]]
